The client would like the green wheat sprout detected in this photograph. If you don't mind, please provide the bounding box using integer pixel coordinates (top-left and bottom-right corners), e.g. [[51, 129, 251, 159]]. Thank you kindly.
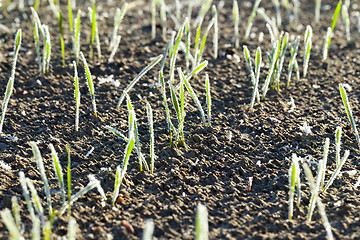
[[110, 2, 128, 50], [342, 4, 350, 42], [274, 32, 289, 89], [170, 18, 187, 83], [146, 102, 155, 174], [315, 0, 321, 23], [212, 5, 218, 59], [66, 144, 72, 217], [117, 54, 163, 109], [195, 203, 209, 240], [303, 25, 312, 78], [126, 95, 149, 171], [0, 209, 24, 240], [244, 0, 262, 42], [67, 217, 77, 240], [49, 144, 65, 203], [287, 36, 300, 86], [112, 110, 136, 206], [30, 141, 53, 215], [335, 126, 342, 166], [319, 138, 330, 191], [205, 74, 211, 126], [80, 51, 98, 118], [89, 1, 101, 59], [288, 153, 300, 220], [339, 83, 360, 147], [59, 10, 65, 67], [74, 10, 81, 65], [303, 163, 334, 240], [250, 47, 262, 112], [73, 61, 80, 131], [243, 45, 260, 106], [262, 40, 280, 99], [322, 0, 342, 63], [0, 29, 21, 134], [233, 0, 239, 48]]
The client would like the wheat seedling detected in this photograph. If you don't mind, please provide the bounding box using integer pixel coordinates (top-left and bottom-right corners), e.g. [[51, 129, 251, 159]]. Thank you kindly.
[[303, 25, 312, 78], [159, 70, 175, 146], [243, 46, 260, 105], [320, 138, 330, 191], [74, 10, 81, 65], [112, 111, 135, 206], [19, 171, 36, 222], [306, 158, 323, 222], [180, 68, 207, 126], [233, 0, 240, 48], [110, 3, 128, 51], [322, 0, 342, 63], [117, 54, 163, 109], [26, 177, 44, 218], [274, 32, 289, 89], [288, 153, 300, 220], [32, 217, 41, 240], [49, 144, 65, 203], [0, 209, 24, 240], [170, 19, 187, 83], [67, 218, 76, 240], [272, 0, 281, 27], [342, 4, 350, 42], [335, 126, 342, 166], [73, 61, 80, 131], [193, 0, 212, 28], [339, 83, 360, 147], [257, 8, 279, 39], [109, 35, 121, 62], [89, 1, 101, 58], [59, 10, 65, 67], [146, 102, 155, 174], [249, 47, 261, 112], [30, 141, 53, 215], [196, 17, 215, 67], [195, 203, 208, 240], [68, 0, 73, 37], [286, 36, 300, 86], [205, 74, 211, 126], [11, 196, 21, 231], [142, 219, 154, 240], [315, 0, 321, 23], [126, 96, 149, 171], [244, 0, 262, 42], [65, 144, 72, 218], [105, 125, 129, 142], [212, 5, 218, 59], [262, 40, 280, 99], [323, 149, 350, 192], [0, 29, 21, 134], [80, 51, 97, 118], [303, 163, 334, 240]]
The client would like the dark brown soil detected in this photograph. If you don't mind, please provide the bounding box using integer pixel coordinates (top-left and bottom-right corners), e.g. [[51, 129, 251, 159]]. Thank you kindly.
[[1, 0, 360, 239]]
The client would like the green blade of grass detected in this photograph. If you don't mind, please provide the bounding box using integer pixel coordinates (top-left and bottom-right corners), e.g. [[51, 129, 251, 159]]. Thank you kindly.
[[59, 10, 65, 67], [146, 102, 155, 174], [105, 125, 129, 142], [323, 150, 350, 192], [0, 29, 21, 133], [19, 171, 36, 222], [25, 177, 44, 217], [30, 141, 52, 214], [80, 51, 97, 117], [66, 144, 71, 217], [335, 126, 342, 166], [117, 54, 163, 109], [205, 74, 211, 126], [195, 203, 208, 240], [180, 68, 207, 126], [339, 84, 360, 147], [49, 143, 65, 203], [320, 138, 330, 190], [0, 209, 24, 240], [244, 0, 262, 42], [11, 197, 21, 231]]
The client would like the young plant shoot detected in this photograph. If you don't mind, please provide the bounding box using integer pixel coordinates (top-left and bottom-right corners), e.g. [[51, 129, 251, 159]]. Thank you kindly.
[[339, 84, 360, 147], [287, 36, 300, 86], [110, 3, 128, 50], [50, 143, 65, 203], [303, 25, 312, 78], [243, 45, 260, 109], [195, 203, 209, 240], [288, 153, 300, 220], [59, 10, 65, 67], [146, 102, 155, 174], [233, 0, 240, 48], [315, 0, 321, 23], [342, 4, 350, 42], [244, 0, 262, 42], [117, 54, 163, 109], [73, 61, 80, 131], [0, 29, 21, 134], [112, 110, 135, 206], [322, 0, 342, 63], [80, 51, 97, 118], [212, 5, 218, 59], [303, 164, 334, 240], [74, 10, 81, 65], [205, 74, 211, 126]]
